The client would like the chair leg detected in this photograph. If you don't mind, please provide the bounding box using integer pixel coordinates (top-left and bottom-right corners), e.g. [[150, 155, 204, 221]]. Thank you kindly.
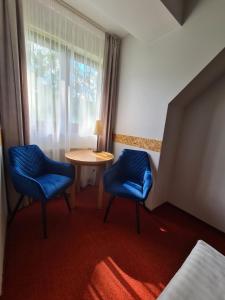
[[104, 195, 115, 223], [136, 201, 140, 234], [63, 192, 71, 212], [41, 201, 47, 239], [8, 194, 24, 225]]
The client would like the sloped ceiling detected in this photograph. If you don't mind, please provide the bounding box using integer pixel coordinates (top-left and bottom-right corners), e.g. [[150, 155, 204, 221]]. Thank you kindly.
[[161, 0, 201, 25], [161, 0, 184, 24], [65, 0, 180, 42]]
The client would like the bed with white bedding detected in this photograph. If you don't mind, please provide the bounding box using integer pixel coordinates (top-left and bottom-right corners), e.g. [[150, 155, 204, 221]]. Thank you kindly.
[[157, 240, 225, 300]]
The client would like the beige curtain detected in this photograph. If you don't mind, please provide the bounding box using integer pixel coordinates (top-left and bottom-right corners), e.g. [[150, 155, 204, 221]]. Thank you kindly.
[[0, 0, 29, 211], [100, 33, 121, 152]]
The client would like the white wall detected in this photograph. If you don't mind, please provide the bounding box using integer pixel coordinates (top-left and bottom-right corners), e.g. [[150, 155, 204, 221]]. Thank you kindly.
[[67, 0, 179, 42], [169, 74, 225, 232], [115, 0, 225, 169], [0, 129, 7, 295]]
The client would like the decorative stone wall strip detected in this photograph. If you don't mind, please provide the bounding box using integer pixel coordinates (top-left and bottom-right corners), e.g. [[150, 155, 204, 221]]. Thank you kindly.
[[113, 133, 162, 152]]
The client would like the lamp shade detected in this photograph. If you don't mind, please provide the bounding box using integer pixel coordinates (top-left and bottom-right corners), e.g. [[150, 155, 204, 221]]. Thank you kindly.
[[94, 120, 103, 135]]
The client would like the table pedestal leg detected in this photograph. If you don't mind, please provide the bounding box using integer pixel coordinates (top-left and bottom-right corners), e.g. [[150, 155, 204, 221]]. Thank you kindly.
[[69, 179, 76, 209], [97, 166, 104, 209], [76, 165, 81, 193], [69, 165, 81, 208]]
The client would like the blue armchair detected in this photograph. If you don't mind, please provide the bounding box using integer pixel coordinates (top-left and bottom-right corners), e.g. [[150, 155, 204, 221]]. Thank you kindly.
[[8, 144, 75, 238], [103, 149, 153, 233]]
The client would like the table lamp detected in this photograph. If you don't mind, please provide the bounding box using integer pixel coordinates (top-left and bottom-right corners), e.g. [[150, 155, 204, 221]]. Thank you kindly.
[[93, 120, 103, 152]]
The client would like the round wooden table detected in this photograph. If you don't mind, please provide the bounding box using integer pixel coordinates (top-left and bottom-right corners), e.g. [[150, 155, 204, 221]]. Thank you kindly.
[[65, 149, 114, 209]]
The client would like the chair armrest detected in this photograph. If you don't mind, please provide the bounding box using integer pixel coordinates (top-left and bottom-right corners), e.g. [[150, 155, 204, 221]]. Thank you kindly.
[[45, 157, 75, 179], [143, 169, 152, 200], [10, 170, 45, 200], [103, 162, 121, 189]]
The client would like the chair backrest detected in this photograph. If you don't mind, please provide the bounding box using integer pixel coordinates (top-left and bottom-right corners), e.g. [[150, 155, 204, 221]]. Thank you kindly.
[[8, 144, 46, 178], [119, 149, 150, 183]]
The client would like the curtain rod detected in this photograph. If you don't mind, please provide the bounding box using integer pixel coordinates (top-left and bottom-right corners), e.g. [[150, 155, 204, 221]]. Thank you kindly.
[[55, 0, 106, 33]]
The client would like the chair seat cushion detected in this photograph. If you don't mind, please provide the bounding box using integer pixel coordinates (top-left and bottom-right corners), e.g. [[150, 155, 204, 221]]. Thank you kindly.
[[106, 179, 144, 201], [35, 174, 72, 200]]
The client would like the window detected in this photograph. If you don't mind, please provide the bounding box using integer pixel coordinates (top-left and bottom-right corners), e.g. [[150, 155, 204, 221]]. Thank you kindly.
[[23, 0, 105, 160]]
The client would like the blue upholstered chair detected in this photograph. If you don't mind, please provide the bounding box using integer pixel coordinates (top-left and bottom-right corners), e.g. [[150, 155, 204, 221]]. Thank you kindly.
[[103, 149, 153, 233], [8, 144, 75, 238]]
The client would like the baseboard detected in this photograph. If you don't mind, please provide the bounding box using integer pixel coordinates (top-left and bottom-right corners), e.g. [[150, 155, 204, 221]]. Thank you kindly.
[[168, 201, 225, 234]]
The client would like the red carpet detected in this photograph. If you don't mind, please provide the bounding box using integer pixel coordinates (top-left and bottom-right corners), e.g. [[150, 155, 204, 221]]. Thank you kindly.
[[1, 187, 225, 300]]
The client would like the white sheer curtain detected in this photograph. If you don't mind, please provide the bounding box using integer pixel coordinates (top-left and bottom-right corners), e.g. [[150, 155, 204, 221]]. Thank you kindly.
[[23, 0, 105, 186]]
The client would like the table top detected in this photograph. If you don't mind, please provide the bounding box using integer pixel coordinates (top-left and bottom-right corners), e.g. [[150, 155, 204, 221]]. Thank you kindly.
[[65, 149, 114, 166]]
